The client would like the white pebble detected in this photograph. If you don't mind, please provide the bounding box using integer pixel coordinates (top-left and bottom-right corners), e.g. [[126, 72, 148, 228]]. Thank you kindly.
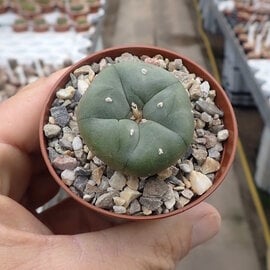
[[61, 169, 75, 186], [77, 79, 89, 95], [56, 86, 75, 100], [72, 136, 83, 151], [189, 171, 213, 195], [217, 129, 229, 141]]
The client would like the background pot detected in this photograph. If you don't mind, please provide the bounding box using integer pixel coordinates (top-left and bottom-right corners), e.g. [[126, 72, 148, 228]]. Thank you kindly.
[[39, 45, 238, 221]]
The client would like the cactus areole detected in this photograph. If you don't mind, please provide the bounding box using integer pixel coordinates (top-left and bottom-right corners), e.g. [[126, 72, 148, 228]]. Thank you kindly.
[[77, 60, 194, 176]]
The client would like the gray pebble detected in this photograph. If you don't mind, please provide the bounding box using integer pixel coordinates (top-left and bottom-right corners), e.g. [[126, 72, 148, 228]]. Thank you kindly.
[[113, 205, 127, 214], [143, 177, 169, 198], [73, 176, 88, 193], [50, 106, 70, 127], [95, 192, 118, 209], [43, 124, 61, 138], [109, 171, 127, 190], [128, 199, 141, 215], [139, 196, 163, 211]]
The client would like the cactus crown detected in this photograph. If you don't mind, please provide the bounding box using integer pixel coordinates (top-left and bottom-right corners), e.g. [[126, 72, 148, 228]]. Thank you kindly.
[[77, 60, 194, 176]]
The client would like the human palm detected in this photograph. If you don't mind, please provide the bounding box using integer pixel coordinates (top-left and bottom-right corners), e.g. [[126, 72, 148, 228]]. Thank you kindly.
[[0, 70, 220, 269]]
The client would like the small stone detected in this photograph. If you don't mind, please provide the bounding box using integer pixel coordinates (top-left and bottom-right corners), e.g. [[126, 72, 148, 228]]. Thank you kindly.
[[59, 138, 72, 150], [95, 192, 118, 209], [183, 177, 192, 188], [72, 136, 83, 151], [113, 196, 126, 206], [43, 124, 61, 138], [47, 147, 59, 162], [73, 176, 88, 193], [120, 187, 141, 208], [176, 196, 190, 208], [181, 188, 194, 200], [201, 112, 213, 123], [92, 156, 104, 166], [217, 129, 229, 141], [170, 166, 179, 176], [127, 175, 139, 190], [194, 137, 207, 145], [208, 148, 221, 160], [189, 171, 213, 195], [61, 169, 75, 186], [189, 81, 201, 100], [113, 205, 127, 214], [173, 186, 185, 191], [50, 106, 70, 127], [139, 196, 163, 211], [196, 100, 224, 117], [74, 167, 91, 177], [128, 199, 141, 215], [109, 171, 127, 190], [74, 65, 93, 76], [52, 155, 78, 170], [174, 59, 183, 70], [192, 148, 208, 165], [82, 194, 93, 201], [168, 176, 184, 186], [77, 78, 89, 95], [179, 160, 193, 173], [164, 186, 176, 210], [142, 206, 152, 216], [196, 128, 205, 137], [205, 133, 218, 149], [200, 157, 220, 174], [98, 176, 110, 191], [200, 81, 210, 97], [87, 150, 95, 160], [56, 86, 75, 100], [84, 181, 98, 195], [195, 118, 206, 129], [143, 177, 169, 198], [69, 120, 79, 134], [92, 166, 104, 185]]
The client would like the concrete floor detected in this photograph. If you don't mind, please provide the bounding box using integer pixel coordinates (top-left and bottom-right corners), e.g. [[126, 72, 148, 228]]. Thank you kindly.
[[102, 0, 263, 269]]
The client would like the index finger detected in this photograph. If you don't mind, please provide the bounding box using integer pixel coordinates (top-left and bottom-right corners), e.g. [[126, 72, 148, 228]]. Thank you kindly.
[[0, 68, 68, 153]]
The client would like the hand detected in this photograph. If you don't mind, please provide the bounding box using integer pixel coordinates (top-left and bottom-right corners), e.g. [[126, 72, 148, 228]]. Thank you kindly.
[[0, 70, 221, 270]]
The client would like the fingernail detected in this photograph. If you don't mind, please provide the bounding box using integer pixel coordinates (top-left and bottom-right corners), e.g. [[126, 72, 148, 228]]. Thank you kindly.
[[191, 212, 221, 248]]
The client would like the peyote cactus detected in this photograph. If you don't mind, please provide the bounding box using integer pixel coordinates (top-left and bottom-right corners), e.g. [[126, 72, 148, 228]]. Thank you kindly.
[[77, 60, 194, 177]]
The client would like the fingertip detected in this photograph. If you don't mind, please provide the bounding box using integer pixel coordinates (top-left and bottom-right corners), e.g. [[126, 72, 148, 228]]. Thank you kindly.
[[190, 203, 221, 248]]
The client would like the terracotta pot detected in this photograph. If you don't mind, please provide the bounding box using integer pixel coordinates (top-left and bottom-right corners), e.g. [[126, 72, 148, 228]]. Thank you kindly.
[[39, 46, 238, 221]]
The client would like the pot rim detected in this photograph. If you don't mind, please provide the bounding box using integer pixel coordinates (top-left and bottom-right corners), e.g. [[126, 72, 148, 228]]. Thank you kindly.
[[39, 45, 238, 221]]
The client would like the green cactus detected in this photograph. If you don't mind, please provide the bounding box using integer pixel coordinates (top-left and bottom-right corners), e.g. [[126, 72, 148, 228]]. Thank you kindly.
[[77, 60, 194, 176]]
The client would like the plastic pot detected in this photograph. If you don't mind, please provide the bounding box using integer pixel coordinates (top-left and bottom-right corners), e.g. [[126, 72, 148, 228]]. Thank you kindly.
[[39, 45, 238, 221]]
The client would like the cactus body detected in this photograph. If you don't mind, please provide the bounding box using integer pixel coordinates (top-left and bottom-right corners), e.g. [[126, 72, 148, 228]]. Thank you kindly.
[[77, 60, 194, 176]]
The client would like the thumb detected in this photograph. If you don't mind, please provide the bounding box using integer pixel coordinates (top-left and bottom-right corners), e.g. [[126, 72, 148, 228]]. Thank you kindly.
[[74, 202, 221, 269]]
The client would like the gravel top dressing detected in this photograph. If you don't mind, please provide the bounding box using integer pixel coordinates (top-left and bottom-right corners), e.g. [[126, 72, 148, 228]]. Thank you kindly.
[[43, 53, 229, 216]]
